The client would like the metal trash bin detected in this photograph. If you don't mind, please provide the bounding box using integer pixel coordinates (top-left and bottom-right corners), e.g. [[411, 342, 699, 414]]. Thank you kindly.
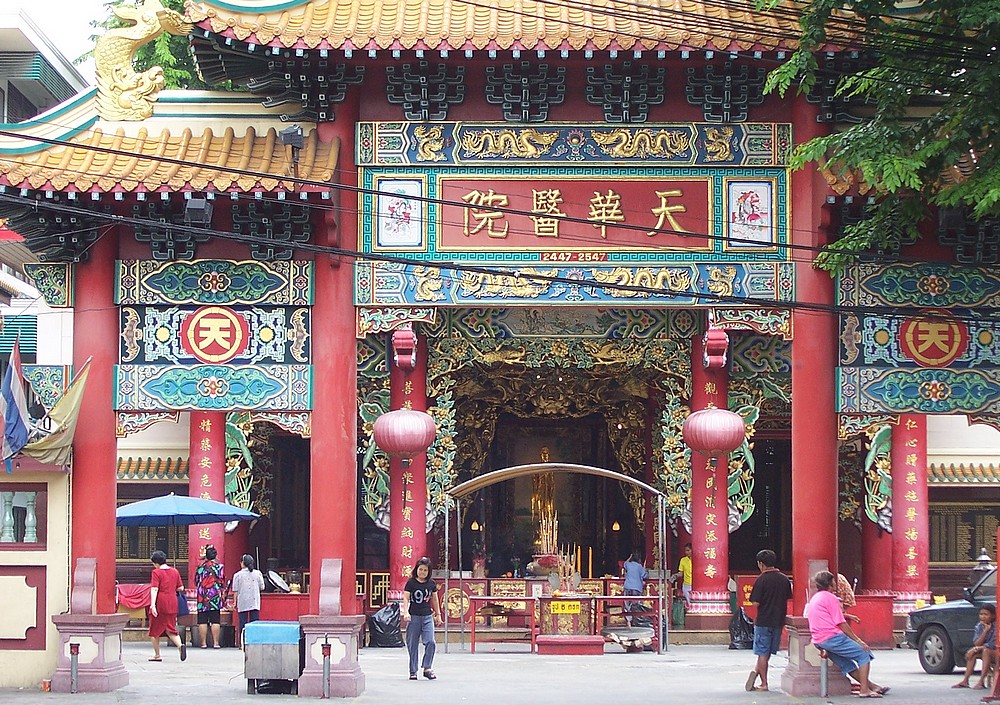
[[244, 621, 303, 695]]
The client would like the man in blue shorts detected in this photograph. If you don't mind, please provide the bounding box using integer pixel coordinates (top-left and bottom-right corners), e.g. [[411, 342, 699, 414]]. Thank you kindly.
[[746, 549, 792, 692]]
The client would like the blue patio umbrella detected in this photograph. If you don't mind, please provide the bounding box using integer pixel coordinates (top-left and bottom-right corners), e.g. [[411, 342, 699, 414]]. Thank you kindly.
[[115, 492, 259, 527]]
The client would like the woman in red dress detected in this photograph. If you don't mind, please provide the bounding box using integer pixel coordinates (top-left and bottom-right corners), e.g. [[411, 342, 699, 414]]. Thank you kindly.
[[148, 550, 187, 662]]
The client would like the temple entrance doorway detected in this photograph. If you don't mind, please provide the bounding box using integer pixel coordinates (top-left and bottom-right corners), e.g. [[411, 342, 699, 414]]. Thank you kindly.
[[466, 414, 640, 579]]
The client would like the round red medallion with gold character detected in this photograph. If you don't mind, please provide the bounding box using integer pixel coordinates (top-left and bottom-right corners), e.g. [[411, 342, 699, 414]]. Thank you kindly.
[[899, 308, 968, 368], [180, 306, 250, 364]]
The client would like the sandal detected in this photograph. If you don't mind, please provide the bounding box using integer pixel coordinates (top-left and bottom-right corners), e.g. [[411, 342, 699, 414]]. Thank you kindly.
[[857, 693, 882, 699], [148, 657, 162, 662], [423, 670, 437, 680], [180, 643, 187, 662], [877, 686, 890, 695]]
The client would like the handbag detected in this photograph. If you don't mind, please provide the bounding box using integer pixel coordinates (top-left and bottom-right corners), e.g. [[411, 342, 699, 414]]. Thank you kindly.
[[177, 591, 190, 616]]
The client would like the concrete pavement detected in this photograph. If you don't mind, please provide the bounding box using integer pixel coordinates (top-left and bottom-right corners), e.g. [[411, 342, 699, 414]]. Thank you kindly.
[[1, 641, 992, 704]]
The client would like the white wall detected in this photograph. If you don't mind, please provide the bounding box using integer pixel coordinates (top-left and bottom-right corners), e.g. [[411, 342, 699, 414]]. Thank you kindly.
[[927, 414, 1000, 467]]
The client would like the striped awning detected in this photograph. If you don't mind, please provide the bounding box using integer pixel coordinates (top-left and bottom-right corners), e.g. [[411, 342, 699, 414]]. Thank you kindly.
[[0, 315, 37, 355]]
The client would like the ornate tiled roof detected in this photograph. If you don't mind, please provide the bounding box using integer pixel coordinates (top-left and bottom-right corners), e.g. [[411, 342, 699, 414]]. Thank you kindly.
[[929, 463, 1000, 485], [0, 124, 339, 193], [186, 0, 813, 52], [117, 456, 189, 481]]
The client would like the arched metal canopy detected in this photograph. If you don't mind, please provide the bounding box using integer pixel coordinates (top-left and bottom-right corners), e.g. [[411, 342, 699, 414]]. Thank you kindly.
[[442, 461, 669, 654], [448, 463, 663, 500]]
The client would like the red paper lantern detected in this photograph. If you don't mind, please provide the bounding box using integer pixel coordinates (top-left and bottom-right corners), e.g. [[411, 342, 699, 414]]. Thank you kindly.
[[373, 408, 437, 462], [682, 407, 746, 458]]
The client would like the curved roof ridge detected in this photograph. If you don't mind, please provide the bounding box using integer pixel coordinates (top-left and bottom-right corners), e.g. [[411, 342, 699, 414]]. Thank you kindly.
[[186, 0, 816, 53]]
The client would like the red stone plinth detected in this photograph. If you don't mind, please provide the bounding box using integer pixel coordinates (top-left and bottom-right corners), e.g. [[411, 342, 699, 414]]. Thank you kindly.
[[297, 614, 366, 697], [50, 613, 130, 692], [780, 616, 853, 697]]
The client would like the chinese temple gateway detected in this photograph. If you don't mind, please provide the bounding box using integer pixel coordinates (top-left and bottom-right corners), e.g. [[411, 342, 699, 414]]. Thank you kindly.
[[0, 0, 999, 691]]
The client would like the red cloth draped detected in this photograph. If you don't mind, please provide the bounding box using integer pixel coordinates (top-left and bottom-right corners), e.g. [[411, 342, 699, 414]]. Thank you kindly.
[[116, 583, 152, 609]]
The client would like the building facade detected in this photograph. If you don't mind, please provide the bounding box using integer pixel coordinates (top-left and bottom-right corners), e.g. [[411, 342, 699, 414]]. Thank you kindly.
[[0, 0, 997, 687]]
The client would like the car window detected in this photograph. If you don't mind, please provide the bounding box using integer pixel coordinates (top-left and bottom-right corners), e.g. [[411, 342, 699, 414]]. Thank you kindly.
[[974, 569, 997, 599]]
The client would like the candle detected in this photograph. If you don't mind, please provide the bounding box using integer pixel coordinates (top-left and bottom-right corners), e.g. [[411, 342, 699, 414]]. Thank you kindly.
[[576, 545, 582, 573], [588, 547, 593, 579]]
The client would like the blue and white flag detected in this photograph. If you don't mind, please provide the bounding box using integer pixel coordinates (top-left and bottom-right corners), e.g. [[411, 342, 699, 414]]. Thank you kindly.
[[1, 339, 32, 471]]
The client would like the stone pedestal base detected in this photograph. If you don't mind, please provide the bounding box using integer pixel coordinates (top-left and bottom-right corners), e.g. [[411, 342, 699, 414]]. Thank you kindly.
[[681, 613, 731, 631], [297, 614, 366, 697], [781, 617, 853, 697], [50, 613, 130, 693]]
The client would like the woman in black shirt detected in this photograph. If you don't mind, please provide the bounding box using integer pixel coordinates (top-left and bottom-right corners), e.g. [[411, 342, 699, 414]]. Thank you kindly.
[[401, 556, 442, 680]]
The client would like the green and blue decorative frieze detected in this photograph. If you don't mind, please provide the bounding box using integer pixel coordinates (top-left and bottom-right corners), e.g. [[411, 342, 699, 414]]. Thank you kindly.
[[115, 364, 312, 412], [355, 261, 794, 307], [22, 365, 70, 411], [117, 260, 314, 306], [120, 306, 311, 365], [731, 336, 792, 377], [357, 122, 792, 167], [837, 262, 1000, 309], [432, 307, 700, 340], [837, 367, 1000, 414], [23, 263, 73, 307], [840, 312, 997, 369]]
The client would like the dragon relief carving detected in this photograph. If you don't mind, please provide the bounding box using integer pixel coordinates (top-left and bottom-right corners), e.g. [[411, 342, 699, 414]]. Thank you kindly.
[[704, 126, 735, 162], [459, 129, 559, 159], [589, 267, 693, 297], [706, 265, 738, 298], [413, 266, 446, 302], [95, 0, 193, 121], [413, 126, 446, 162], [458, 269, 557, 298], [591, 129, 691, 159]]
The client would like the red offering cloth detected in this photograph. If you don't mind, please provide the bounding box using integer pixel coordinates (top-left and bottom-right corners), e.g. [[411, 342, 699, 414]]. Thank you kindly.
[[116, 583, 152, 609]]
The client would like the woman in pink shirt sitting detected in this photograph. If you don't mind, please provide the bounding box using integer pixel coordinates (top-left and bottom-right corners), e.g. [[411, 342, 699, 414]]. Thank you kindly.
[[806, 570, 889, 699]]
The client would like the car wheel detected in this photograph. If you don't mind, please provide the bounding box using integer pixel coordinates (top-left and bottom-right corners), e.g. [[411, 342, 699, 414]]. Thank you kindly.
[[918, 625, 955, 674]]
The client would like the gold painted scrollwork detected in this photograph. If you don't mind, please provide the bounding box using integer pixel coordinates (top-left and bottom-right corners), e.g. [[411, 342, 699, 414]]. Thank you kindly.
[[95, 0, 193, 121], [413, 126, 447, 162], [458, 269, 556, 298], [706, 266, 737, 298], [591, 129, 691, 158], [414, 266, 445, 302], [590, 267, 693, 297], [703, 126, 735, 162], [460, 129, 559, 158]]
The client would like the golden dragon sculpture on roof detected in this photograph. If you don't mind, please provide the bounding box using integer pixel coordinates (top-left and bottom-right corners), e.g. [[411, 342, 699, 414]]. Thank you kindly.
[[95, 0, 193, 121]]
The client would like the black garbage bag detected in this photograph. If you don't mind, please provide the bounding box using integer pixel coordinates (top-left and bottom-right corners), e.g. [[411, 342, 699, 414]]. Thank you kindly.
[[367, 601, 404, 647], [728, 608, 755, 650]]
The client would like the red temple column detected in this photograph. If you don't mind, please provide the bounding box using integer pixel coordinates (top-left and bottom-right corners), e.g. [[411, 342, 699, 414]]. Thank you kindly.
[[789, 96, 839, 613], [387, 327, 430, 596], [687, 330, 731, 627], [891, 414, 930, 612], [311, 96, 361, 614], [861, 513, 893, 591], [790, 285, 839, 611], [188, 411, 227, 584], [71, 230, 119, 613]]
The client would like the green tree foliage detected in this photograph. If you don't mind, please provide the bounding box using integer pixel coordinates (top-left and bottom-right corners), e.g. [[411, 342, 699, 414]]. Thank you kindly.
[[762, 0, 1000, 271], [86, 0, 211, 90]]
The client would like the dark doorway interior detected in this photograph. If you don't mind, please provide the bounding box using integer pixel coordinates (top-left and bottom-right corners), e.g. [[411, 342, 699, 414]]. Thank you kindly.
[[728, 438, 792, 574], [252, 433, 310, 574]]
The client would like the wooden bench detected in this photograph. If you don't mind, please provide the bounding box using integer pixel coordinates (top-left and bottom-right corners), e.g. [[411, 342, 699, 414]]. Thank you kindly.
[[535, 634, 606, 655]]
